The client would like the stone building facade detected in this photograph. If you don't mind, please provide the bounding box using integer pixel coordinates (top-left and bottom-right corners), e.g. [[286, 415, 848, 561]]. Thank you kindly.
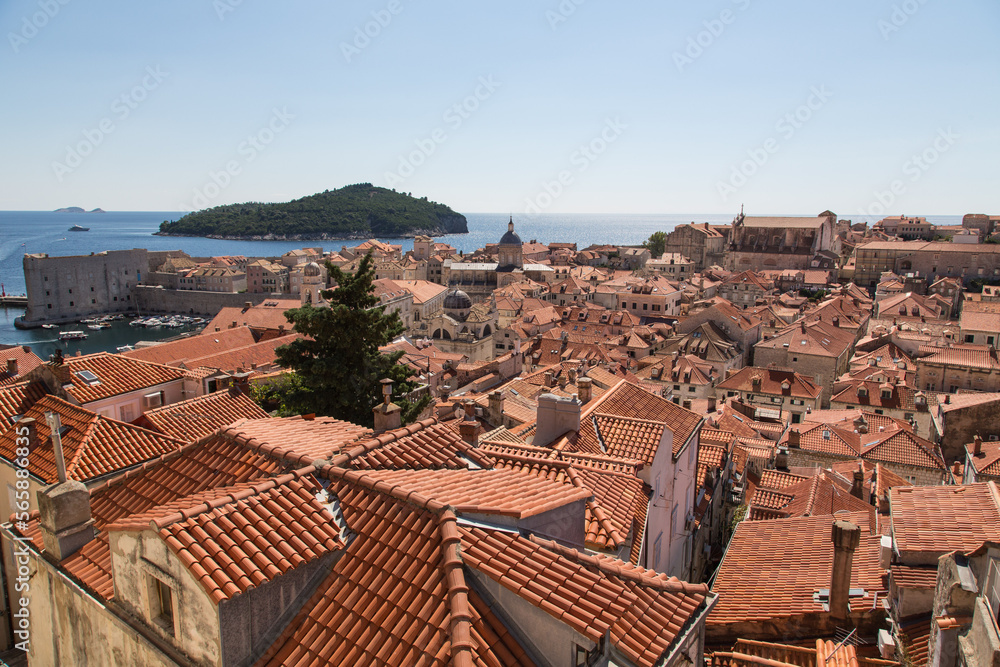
[[726, 212, 838, 272], [661, 223, 726, 271], [852, 240, 1000, 287], [20, 249, 147, 326]]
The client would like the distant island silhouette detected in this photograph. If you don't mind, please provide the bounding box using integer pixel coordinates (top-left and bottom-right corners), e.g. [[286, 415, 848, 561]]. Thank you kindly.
[[54, 207, 106, 213]]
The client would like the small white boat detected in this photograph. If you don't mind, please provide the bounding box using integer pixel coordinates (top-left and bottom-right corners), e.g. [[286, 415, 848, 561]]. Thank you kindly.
[[116, 345, 134, 353], [59, 330, 88, 341], [42, 324, 57, 329]]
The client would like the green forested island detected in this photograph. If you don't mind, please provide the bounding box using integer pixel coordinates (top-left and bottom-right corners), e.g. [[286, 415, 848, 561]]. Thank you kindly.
[[157, 184, 468, 239]]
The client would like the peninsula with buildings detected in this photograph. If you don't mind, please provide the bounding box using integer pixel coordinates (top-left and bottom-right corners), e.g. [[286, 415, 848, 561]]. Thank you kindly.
[[156, 182, 468, 240], [2, 209, 1000, 666]]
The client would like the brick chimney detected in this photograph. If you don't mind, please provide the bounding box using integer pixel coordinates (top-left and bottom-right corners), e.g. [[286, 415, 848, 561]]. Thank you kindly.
[[488, 391, 505, 426], [851, 462, 866, 500], [373, 378, 401, 433], [787, 428, 801, 448], [544, 371, 555, 388], [578, 377, 593, 404], [800, 321, 807, 333], [534, 393, 581, 448], [458, 400, 480, 446], [974, 434, 983, 457], [38, 412, 94, 560], [829, 520, 861, 621], [47, 349, 71, 386], [6, 358, 18, 377]]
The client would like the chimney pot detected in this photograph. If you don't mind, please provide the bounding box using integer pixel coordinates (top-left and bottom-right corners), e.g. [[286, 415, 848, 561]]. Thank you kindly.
[[788, 428, 801, 447], [6, 358, 17, 376], [578, 377, 593, 404], [974, 434, 983, 457], [37, 479, 95, 561], [851, 462, 866, 500], [829, 520, 861, 621]]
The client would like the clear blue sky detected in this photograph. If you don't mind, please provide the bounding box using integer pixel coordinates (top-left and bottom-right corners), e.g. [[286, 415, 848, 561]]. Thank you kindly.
[[2, 0, 997, 216]]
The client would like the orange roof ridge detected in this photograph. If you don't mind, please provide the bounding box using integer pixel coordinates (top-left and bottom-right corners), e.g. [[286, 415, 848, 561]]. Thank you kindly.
[[86, 435, 209, 495], [321, 465, 448, 513], [592, 412, 671, 428], [526, 533, 709, 594], [328, 417, 438, 466], [438, 509, 474, 667], [145, 466, 316, 531]]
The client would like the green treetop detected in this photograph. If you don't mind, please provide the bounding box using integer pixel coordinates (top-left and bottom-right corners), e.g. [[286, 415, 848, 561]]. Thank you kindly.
[[273, 252, 428, 426], [643, 230, 666, 258]]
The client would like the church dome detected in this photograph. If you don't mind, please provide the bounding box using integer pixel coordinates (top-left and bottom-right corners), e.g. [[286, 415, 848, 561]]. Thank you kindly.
[[303, 261, 322, 277], [444, 288, 473, 310], [499, 217, 521, 246]]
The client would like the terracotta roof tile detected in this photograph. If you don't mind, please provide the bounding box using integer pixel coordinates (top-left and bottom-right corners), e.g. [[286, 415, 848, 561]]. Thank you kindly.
[[354, 468, 591, 519], [14, 434, 283, 599], [0, 346, 43, 386], [890, 565, 938, 590], [135, 389, 269, 442], [0, 395, 184, 484], [122, 327, 257, 366], [557, 380, 702, 461], [108, 471, 343, 604], [0, 380, 46, 425], [710, 513, 886, 626], [332, 420, 494, 471], [890, 482, 1000, 555], [461, 527, 710, 667], [220, 414, 373, 467], [716, 367, 822, 400], [967, 439, 1000, 478], [57, 353, 186, 404]]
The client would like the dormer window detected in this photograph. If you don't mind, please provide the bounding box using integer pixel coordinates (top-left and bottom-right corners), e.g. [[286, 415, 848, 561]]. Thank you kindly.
[[822, 430, 831, 440]]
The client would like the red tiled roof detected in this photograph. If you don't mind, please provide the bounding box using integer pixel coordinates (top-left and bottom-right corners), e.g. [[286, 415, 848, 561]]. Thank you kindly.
[[332, 419, 495, 471], [919, 344, 1000, 371], [749, 472, 876, 527], [122, 326, 257, 366], [558, 380, 702, 461], [461, 527, 710, 667], [716, 367, 822, 400], [890, 483, 1000, 555], [183, 333, 301, 374], [59, 353, 185, 404], [108, 471, 343, 604], [592, 413, 666, 464], [968, 440, 1000, 478], [258, 468, 508, 667], [758, 469, 809, 490], [16, 434, 284, 599], [135, 389, 269, 442], [0, 380, 46, 425], [354, 468, 591, 519], [206, 299, 300, 333], [0, 396, 183, 484], [0, 346, 43, 386], [861, 430, 946, 472], [890, 565, 938, 590], [220, 414, 373, 467], [710, 512, 886, 625], [486, 445, 648, 556]]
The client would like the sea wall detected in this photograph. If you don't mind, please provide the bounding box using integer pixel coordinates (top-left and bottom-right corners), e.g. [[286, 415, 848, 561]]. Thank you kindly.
[[132, 285, 269, 316]]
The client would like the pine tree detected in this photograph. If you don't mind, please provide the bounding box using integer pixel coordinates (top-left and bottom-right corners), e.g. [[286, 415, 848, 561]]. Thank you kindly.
[[274, 252, 428, 426]]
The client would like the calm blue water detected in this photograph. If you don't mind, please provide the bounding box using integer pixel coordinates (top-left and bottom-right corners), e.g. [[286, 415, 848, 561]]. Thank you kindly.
[[0, 209, 964, 354]]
